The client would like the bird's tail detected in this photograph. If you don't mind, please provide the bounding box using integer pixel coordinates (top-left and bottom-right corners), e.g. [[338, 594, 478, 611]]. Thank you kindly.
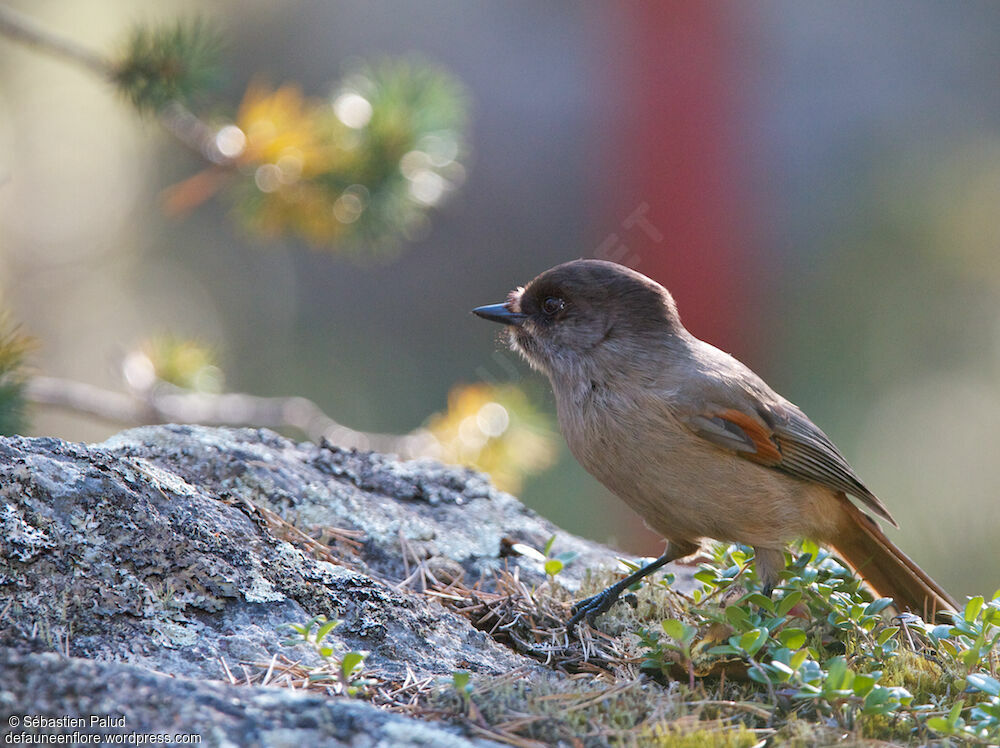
[[831, 499, 957, 620]]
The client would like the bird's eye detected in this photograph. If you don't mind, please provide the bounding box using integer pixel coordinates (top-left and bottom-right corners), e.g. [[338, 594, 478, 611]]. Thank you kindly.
[[541, 297, 565, 316]]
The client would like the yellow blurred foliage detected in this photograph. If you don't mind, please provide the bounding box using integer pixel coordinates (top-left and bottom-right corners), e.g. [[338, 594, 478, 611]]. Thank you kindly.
[[236, 81, 349, 177], [233, 81, 358, 245], [139, 336, 224, 393], [424, 382, 556, 494]]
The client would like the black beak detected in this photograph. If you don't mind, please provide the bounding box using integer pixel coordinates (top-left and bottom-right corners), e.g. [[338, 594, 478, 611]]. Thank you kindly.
[[472, 303, 527, 327]]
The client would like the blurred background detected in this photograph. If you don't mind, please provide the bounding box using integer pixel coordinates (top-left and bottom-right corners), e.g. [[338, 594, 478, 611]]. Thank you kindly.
[[1, 1, 998, 597]]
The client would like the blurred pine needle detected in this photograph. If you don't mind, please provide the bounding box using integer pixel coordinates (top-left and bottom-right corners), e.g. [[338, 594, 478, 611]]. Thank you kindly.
[[112, 19, 223, 113]]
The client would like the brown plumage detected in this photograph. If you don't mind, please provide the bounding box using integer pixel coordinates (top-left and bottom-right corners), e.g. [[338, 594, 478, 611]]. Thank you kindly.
[[473, 259, 956, 624]]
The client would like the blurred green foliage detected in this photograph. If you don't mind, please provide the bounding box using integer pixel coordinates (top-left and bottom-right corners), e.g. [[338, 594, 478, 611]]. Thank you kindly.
[[0, 318, 32, 436], [112, 20, 223, 114]]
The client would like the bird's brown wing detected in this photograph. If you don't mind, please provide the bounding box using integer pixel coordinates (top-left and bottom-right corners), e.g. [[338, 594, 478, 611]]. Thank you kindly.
[[681, 404, 898, 527]]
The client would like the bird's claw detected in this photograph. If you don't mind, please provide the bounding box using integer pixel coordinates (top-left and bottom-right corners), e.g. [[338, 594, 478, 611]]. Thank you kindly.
[[566, 589, 630, 633]]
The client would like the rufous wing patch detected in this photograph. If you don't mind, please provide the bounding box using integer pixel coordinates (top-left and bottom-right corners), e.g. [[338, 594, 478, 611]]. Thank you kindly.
[[715, 409, 783, 465]]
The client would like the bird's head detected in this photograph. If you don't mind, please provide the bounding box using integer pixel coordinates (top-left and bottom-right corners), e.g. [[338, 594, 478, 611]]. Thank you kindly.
[[473, 259, 682, 382]]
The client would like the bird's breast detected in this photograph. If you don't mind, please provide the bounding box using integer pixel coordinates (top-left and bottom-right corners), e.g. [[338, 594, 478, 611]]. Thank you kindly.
[[553, 380, 840, 546], [555, 382, 691, 518]]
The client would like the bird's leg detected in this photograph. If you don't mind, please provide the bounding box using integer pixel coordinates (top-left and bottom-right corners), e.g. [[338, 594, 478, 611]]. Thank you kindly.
[[567, 540, 696, 632], [752, 547, 786, 598]]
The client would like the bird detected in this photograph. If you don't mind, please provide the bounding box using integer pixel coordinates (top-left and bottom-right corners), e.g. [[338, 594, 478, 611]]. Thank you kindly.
[[472, 259, 957, 627]]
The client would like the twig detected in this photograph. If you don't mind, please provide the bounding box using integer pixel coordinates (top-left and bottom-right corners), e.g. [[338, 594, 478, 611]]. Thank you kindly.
[[0, 5, 111, 77], [0, 8, 236, 169], [25, 375, 436, 458]]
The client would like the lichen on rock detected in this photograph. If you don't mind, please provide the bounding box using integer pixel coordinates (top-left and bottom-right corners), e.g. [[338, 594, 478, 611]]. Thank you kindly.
[[0, 424, 632, 745]]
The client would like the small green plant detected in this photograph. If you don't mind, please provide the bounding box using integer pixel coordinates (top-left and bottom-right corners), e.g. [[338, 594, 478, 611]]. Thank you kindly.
[[452, 670, 473, 712], [541, 535, 579, 580], [281, 615, 371, 696], [635, 543, 1000, 743]]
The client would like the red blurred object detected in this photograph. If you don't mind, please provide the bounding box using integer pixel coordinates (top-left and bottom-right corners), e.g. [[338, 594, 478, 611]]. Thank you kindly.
[[599, 2, 758, 553]]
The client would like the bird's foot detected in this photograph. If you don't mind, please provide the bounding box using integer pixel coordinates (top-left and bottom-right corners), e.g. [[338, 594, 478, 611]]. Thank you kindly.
[[566, 588, 635, 633], [566, 590, 616, 632], [565, 551, 675, 635]]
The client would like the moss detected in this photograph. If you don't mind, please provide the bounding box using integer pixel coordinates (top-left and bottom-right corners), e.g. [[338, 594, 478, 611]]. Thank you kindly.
[[769, 717, 847, 747], [642, 722, 758, 747], [432, 673, 696, 745], [857, 710, 915, 743], [881, 649, 960, 701]]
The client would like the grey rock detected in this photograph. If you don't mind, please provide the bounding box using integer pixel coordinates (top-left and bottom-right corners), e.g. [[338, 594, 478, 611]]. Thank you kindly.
[[0, 425, 638, 745], [0, 650, 497, 747]]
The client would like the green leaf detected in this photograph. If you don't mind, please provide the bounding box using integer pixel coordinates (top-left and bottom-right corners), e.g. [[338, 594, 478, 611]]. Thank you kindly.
[[864, 598, 894, 616], [876, 626, 899, 646], [316, 617, 342, 643], [740, 627, 768, 656], [776, 590, 802, 617], [799, 539, 820, 561], [853, 673, 877, 697], [618, 558, 641, 573], [706, 644, 740, 656], [983, 605, 1000, 627], [778, 629, 806, 649], [661, 619, 686, 641], [543, 535, 556, 556], [543, 559, 564, 577], [824, 656, 851, 690], [452, 670, 471, 693], [340, 651, 365, 678], [888, 686, 912, 706], [925, 717, 955, 734], [789, 648, 809, 671], [554, 550, 579, 565], [862, 687, 896, 715], [745, 593, 775, 613], [948, 699, 965, 724], [967, 673, 1000, 697], [725, 605, 751, 630], [769, 660, 795, 677], [694, 569, 718, 585], [965, 595, 985, 623], [961, 648, 983, 670], [931, 624, 952, 641], [778, 628, 807, 650]]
